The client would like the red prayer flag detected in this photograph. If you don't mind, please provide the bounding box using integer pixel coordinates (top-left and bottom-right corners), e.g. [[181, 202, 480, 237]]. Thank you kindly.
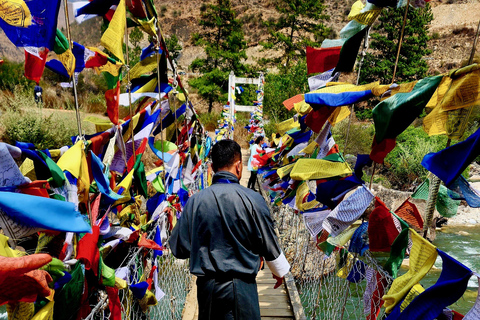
[[368, 200, 399, 252], [306, 46, 341, 75], [395, 199, 424, 231], [105, 81, 120, 125], [305, 107, 336, 133], [370, 136, 396, 164], [24, 47, 49, 84], [283, 94, 304, 111]]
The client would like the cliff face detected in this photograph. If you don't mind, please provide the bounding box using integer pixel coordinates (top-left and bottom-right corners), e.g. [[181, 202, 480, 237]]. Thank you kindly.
[[0, 0, 479, 73]]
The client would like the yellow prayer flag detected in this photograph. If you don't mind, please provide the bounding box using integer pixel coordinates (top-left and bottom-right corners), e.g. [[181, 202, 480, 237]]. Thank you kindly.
[[19, 158, 35, 180], [7, 302, 34, 320], [328, 106, 351, 126], [96, 59, 123, 77], [31, 301, 54, 320], [440, 64, 480, 112], [136, 17, 157, 37], [277, 118, 300, 134], [290, 159, 352, 181], [100, 0, 126, 63], [57, 49, 76, 77], [328, 222, 361, 247], [383, 229, 437, 313], [0, 0, 31, 27], [336, 252, 355, 279], [300, 140, 318, 154], [0, 234, 24, 257], [347, 0, 382, 26], [276, 163, 296, 179], [294, 100, 312, 116], [135, 78, 158, 93], [399, 284, 425, 312], [130, 55, 157, 79], [57, 141, 90, 199]]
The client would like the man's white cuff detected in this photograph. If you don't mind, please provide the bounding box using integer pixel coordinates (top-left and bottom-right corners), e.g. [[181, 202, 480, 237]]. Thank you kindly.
[[266, 252, 290, 278]]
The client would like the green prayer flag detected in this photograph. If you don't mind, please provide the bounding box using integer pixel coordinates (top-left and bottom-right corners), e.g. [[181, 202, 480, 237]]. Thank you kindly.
[[333, 26, 368, 73], [39, 151, 66, 188], [54, 262, 84, 320], [54, 29, 69, 55], [133, 155, 148, 198], [384, 228, 409, 278], [101, 257, 116, 287], [373, 76, 443, 142], [412, 179, 460, 218]]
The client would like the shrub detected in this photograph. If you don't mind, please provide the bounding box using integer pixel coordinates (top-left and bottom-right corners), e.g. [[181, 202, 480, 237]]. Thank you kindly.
[[198, 111, 221, 132], [383, 125, 448, 189], [332, 121, 375, 156], [1, 109, 81, 149]]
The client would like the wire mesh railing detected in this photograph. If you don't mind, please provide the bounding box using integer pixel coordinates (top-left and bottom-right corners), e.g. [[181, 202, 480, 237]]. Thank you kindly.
[[84, 162, 211, 320], [269, 203, 394, 320]]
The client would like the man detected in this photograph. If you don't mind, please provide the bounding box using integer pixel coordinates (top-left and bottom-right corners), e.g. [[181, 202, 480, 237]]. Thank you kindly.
[[34, 84, 43, 104], [169, 139, 290, 320]]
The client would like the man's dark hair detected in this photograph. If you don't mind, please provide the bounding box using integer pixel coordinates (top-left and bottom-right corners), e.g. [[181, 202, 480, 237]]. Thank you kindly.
[[212, 139, 242, 172], [254, 136, 264, 145]]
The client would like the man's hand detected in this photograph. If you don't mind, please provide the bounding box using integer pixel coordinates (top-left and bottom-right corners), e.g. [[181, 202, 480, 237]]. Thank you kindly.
[[272, 273, 283, 289]]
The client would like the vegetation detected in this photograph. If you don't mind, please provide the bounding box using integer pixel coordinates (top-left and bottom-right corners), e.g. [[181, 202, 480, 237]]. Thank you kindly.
[[260, 0, 330, 70], [263, 60, 308, 122], [359, 4, 434, 85], [189, 0, 249, 112], [165, 34, 183, 62], [0, 60, 30, 91]]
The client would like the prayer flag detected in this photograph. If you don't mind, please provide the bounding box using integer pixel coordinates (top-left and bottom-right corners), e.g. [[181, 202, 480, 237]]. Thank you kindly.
[[308, 68, 340, 91], [76, 0, 120, 17], [383, 230, 438, 313], [394, 199, 424, 231], [305, 86, 374, 108], [290, 158, 352, 181], [422, 128, 480, 187], [322, 186, 374, 237], [464, 275, 480, 319], [333, 26, 368, 73], [448, 176, 480, 208], [306, 46, 341, 75], [315, 175, 363, 209], [24, 47, 48, 84], [0, 0, 31, 27], [0, 192, 91, 233], [53, 29, 69, 54], [373, 76, 443, 143], [368, 200, 399, 252], [0, 0, 61, 49], [100, 0, 126, 63], [105, 81, 121, 125], [386, 250, 471, 320], [347, 1, 382, 26]]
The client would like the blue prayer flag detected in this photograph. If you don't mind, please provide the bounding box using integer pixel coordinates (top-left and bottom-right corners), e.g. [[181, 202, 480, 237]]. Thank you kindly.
[[0, 0, 62, 49]]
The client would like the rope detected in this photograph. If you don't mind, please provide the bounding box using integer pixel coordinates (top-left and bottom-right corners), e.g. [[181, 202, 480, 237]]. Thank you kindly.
[[124, 1, 136, 156], [343, 27, 371, 155], [391, 0, 411, 84], [63, 0, 83, 140]]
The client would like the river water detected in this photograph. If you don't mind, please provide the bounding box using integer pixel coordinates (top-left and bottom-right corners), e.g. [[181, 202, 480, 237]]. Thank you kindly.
[[421, 225, 480, 315]]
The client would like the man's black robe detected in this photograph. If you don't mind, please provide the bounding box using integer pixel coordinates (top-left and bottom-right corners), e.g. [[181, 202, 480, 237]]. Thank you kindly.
[[169, 171, 289, 320]]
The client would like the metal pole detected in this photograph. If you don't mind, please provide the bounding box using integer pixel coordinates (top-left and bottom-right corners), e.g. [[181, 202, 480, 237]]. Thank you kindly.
[[63, 0, 83, 140], [124, 1, 135, 156]]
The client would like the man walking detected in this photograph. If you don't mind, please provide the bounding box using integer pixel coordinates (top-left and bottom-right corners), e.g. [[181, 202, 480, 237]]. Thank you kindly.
[[34, 84, 43, 104], [170, 139, 290, 320]]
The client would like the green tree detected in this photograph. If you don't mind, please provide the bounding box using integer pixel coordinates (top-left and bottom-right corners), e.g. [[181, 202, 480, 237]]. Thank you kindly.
[[263, 60, 308, 123], [189, 0, 248, 112], [261, 0, 330, 70], [165, 34, 183, 62], [129, 27, 144, 65], [359, 4, 433, 85]]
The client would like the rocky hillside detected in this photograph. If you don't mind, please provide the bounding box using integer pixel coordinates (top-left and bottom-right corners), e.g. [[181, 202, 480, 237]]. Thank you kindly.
[[0, 0, 479, 74]]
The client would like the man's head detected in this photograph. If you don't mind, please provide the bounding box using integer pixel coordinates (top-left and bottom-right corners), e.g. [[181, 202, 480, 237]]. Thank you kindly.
[[254, 136, 264, 145], [211, 139, 242, 178]]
